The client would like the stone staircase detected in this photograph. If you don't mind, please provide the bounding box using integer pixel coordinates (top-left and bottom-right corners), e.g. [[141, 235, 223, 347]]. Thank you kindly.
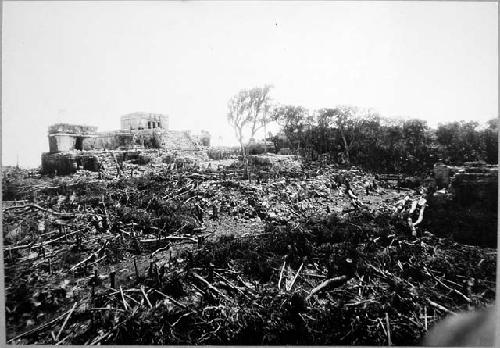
[[160, 131, 199, 150]]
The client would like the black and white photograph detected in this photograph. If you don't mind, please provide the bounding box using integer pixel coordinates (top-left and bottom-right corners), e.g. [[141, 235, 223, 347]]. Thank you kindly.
[[1, 1, 498, 345]]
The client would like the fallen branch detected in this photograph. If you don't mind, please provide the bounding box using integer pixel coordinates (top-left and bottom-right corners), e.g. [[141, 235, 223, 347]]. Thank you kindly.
[[69, 242, 109, 271], [140, 236, 197, 244], [88, 307, 125, 312], [303, 272, 327, 279], [26, 246, 65, 264], [141, 285, 153, 308], [306, 275, 348, 301], [427, 299, 455, 315], [151, 244, 171, 257], [55, 302, 77, 342], [192, 272, 230, 302], [124, 293, 142, 307], [86, 309, 138, 346], [171, 312, 194, 328], [120, 286, 129, 310], [433, 276, 471, 303], [278, 261, 286, 290], [108, 288, 142, 296], [385, 312, 392, 346], [4, 230, 81, 252], [154, 289, 188, 310], [377, 317, 388, 338], [345, 299, 378, 307], [215, 273, 251, 299], [7, 308, 70, 343], [287, 262, 304, 291], [236, 275, 255, 292], [3, 203, 76, 217]]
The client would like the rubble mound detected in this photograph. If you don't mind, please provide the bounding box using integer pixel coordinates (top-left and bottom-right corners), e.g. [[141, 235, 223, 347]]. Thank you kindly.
[[248, 153, 302, 170]]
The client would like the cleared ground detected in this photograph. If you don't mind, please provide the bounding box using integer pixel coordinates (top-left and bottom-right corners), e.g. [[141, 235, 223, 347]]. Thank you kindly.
[[2, 163, 496, 345]]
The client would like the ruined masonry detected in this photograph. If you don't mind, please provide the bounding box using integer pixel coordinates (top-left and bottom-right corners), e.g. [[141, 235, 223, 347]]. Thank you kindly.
[[430, 162, 498, 246], [41, 112, 211, 175]]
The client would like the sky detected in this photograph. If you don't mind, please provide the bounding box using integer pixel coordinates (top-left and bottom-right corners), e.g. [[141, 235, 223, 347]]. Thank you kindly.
[[2, 1, 498, 168]]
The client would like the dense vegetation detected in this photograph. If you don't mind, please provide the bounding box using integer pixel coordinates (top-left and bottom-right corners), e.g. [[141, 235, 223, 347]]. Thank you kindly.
[[226, 86, 498, 175], [270, 105, 497, 174]]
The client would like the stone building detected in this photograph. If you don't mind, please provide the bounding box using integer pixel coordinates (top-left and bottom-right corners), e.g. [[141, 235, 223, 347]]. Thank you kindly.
[[47, 123, 98, 153], [120, 112, 169, 131], [41, 112, 210, 175], [429, 162, 498, 247]]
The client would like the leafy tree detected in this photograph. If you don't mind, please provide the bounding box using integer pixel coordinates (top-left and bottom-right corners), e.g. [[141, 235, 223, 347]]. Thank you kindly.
[[350, 111, 382, 169], [480, 118, 498, 164], [271, 105, 309, 152], [314, 108, 336, 155], [436, 121, 483, 164], [327, 106, 361, 164], [401, 119, 432, 172], [257, 97, 495, 173]]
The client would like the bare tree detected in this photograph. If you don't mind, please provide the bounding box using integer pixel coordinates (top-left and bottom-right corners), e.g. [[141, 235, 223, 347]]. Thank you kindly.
[[227, 85, 273, 180], [227, 91, 250, 156], [247, 85, 273, 141], [262, 101, 274, 153], [227, 85, 273, 156]]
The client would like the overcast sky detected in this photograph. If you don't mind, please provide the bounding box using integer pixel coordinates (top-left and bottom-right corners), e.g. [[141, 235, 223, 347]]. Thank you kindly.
[[2, 1, 498, 168]]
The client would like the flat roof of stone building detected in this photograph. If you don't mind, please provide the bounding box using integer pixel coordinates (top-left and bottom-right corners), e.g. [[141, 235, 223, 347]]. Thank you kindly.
[[48, 123, 98, 134], [120, 112, 168, 119]]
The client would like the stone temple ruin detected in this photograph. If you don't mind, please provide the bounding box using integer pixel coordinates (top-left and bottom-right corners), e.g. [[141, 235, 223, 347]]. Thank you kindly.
[[41, 112, 211, 175], [429, 162, 498, 246]]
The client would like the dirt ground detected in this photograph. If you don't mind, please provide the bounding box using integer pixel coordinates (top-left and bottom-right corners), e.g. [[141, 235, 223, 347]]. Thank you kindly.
[[2, 162, 496, 345]]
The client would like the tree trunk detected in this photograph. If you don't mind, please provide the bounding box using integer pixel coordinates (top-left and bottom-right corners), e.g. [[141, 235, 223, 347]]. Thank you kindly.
[[238, 138, 250, 181], [240, 142, 245, 157], [263, 120, 267, 154], [341, 132, 350, 164]]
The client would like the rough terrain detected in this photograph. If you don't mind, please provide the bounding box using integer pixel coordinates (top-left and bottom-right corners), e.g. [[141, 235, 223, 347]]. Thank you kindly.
[[2, 160, 496, 345]]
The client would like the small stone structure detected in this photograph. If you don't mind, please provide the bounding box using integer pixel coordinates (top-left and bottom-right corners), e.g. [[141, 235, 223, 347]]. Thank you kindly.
[[41, 152, 100, 175], [47, 123, 98, 153], [41, 112, 211, 175], [247, 138, 276, 155]]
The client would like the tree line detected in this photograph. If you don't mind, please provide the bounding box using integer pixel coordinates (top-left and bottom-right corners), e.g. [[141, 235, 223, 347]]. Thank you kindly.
[[227, 86, 498, 174]]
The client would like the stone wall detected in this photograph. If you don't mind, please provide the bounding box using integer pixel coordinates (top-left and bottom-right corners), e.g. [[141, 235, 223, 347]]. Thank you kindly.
[[83, 131, 136, 150], [450, 165, 498, 212], [48, 134, 77, 153], [41, 147, 209, 176], [426, 163, 498, 247], [41, 152, 99, 175], [80, 129, 200, 151]]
